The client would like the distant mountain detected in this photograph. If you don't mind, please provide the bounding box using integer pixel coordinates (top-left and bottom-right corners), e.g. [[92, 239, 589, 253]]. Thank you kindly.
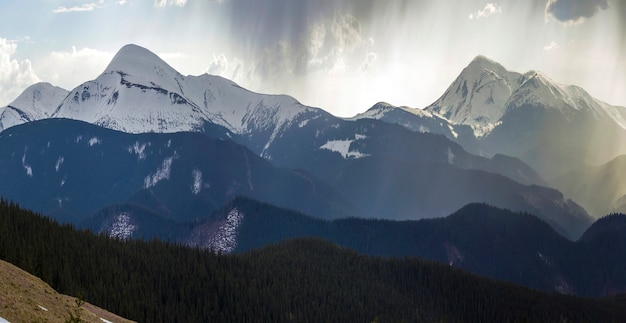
[[356, 56, 626, 180], [182, 198, 626, 297], [329, 155, 588, 238], [0, 119, 355, 224], [0, 82, 68, 132], [350, 101, 462, 138], [553, 155, 626, 216], [0, 45, 601, 239], [426, 56, 522, 137], [423, 55, 626, 177], [352, 56, 626, 219], [5, 45, 542, 186]]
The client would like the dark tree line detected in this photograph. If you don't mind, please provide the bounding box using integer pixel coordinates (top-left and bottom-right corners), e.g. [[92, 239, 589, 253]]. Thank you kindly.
[[1, 198, 626, 322]]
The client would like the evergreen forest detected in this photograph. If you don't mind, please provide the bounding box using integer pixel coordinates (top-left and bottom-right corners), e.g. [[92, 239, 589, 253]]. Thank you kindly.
[[1, 199, 626, 322]]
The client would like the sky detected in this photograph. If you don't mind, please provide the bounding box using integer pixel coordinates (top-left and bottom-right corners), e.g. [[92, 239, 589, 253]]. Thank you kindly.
[[0, 0, 624, 117]]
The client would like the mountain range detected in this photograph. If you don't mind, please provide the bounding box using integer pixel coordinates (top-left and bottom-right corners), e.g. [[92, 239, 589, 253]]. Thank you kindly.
[[0, 45, 624, 239], [1, 43, 626, 316], [0, 44, 601, 239], [352, 56, 626, 217]]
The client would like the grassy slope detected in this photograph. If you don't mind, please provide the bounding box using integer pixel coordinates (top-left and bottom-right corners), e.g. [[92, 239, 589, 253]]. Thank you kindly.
[[0, 259, 134, 323]]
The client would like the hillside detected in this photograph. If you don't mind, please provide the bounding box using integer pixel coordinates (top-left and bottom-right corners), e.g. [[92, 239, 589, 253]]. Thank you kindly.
[[1, 199, 626, 322], [0, 259, 133, 323]]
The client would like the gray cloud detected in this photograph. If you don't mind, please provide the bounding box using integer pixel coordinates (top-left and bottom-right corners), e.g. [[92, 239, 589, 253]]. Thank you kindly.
[[545, 0, 609, 24], [218, 0, 385, 88]]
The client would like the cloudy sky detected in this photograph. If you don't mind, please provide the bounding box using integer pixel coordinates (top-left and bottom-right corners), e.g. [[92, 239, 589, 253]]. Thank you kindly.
[[1, 0, 624, 117]]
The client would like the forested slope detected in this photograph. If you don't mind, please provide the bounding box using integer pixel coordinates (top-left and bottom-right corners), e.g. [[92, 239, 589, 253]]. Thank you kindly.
[[1, 199, 625, 322]]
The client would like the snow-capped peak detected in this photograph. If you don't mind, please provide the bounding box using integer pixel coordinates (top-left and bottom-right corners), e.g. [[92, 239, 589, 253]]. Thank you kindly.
[[508, 70, 626, 129], [425, 55, 522, 136], [0, 82, 69, 132], [104, 44, 187, 95], [34, 44, 330, 156], [426, 55, 626, 137], [351, 102, 434, 120]]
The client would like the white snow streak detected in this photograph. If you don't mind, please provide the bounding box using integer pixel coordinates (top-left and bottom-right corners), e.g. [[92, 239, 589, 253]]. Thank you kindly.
[[55, 156, 64, 172], [21, 153, 32, 177], [447, 148, 455, 165], [191, 169, 202, 195], [88, 137, 101, 146], [144, 156, 174, 188]]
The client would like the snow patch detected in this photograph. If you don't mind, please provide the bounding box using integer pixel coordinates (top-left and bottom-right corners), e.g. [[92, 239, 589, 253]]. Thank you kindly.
[[144, 156, 175, 188], [191, 169, 203, 195], [100, 318, 113, 323], [75, 135, 83, 143], [447, 148, 455, 165], [419, 125, 430, 133], [105, 212, 137, 239], [355, 133, 367, 140], [0, 317, 10, 323], [447, 124, 458, 138], [128, 141, 148, 160], [188, 209, 244, 253], [88, 137, 101, 146], [55, 156, 64, 172], [38, 305, 48, 311], [208, 209, 244, 253], [320, 139, 369, 159], [298, 119, 310, 128], [21, 153, 32, 177]]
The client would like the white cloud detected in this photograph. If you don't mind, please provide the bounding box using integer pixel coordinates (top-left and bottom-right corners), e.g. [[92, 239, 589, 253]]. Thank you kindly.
[[543, 41, 559, 52], [360, 52, 377, 73], [53, 0, 104, 13], [154, 0, 187, 8], [469, 3, 502, 20], [36, 46, 113, 90], [0, 38, 40, 106], [206, 54, 228, 76]]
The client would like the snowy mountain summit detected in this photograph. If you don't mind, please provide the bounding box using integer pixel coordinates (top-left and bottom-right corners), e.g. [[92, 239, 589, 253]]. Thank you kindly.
[[1, 44, 327, 156], [0, 82, 68, 132], [52, 44, 323, 137], [425, 55, 626, 137], [425, 56, 524, 137]]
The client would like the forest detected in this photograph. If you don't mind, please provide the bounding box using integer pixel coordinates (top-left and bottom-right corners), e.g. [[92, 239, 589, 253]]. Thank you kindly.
[[1, 198, 626, 322]]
